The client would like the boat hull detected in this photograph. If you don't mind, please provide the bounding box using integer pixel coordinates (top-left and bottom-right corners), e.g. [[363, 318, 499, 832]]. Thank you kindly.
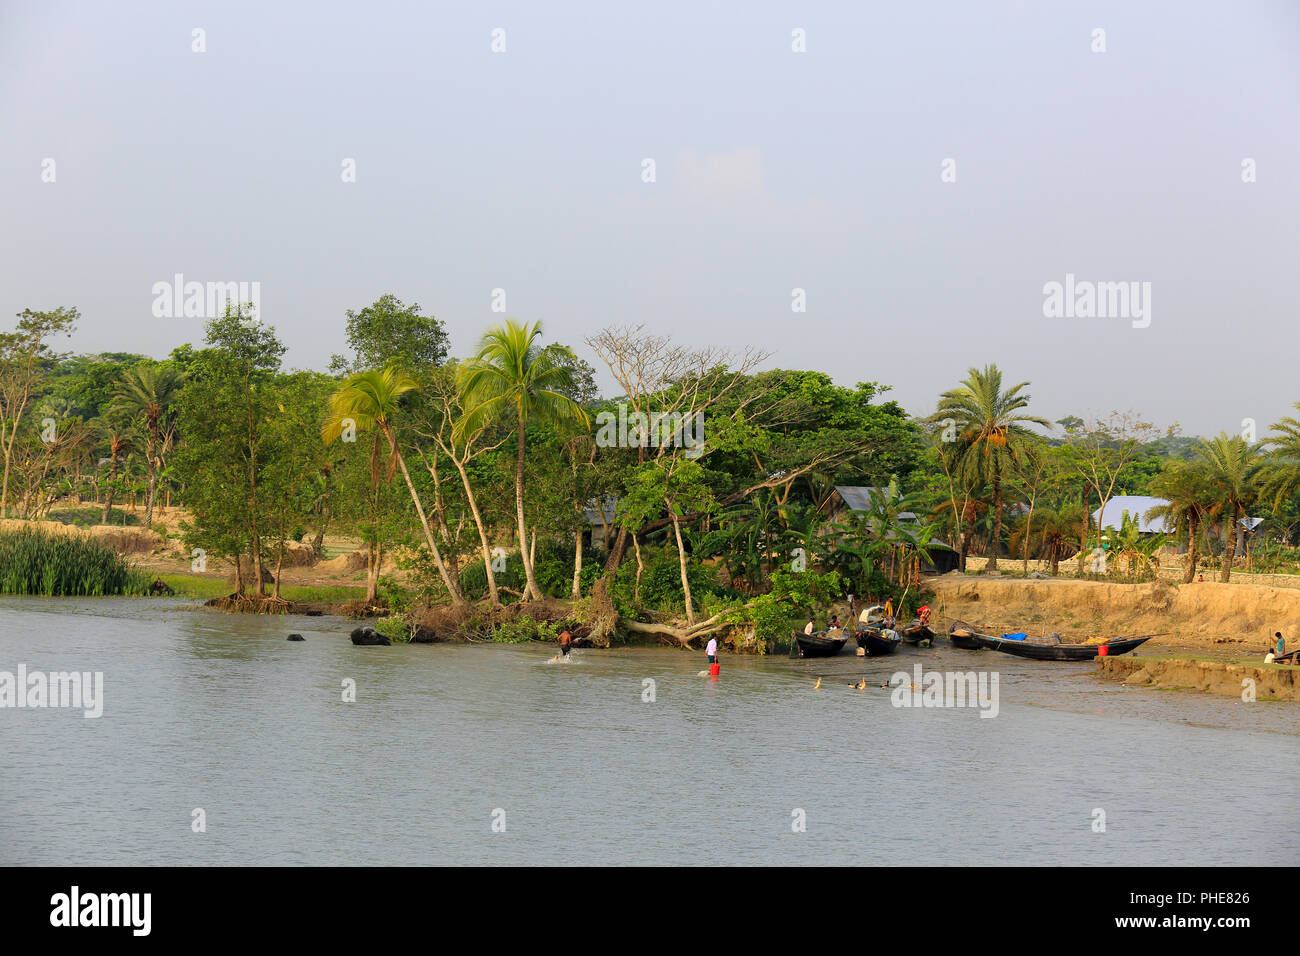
[[947, 622, 983, 650], [794, 632, 848, 658], [855, 627, 901, 656], [971, 633, 1152, 661], [898, 622, 935, 645]]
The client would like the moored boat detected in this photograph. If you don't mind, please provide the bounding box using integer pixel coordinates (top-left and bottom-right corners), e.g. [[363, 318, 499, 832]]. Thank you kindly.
[[856, 625, 901, 656], [793, 630, 848, 658], [898, 619, 935, 645], [961, 626, 1152, 661], [947, 621, 984, 650]]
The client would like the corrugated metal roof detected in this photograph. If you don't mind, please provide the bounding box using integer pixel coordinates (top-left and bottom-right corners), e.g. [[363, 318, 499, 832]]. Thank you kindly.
[[583, 497, 619, 525]]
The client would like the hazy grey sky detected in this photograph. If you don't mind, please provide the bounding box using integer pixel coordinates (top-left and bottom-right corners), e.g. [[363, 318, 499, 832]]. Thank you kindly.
[[3, 1, 1297, 436]]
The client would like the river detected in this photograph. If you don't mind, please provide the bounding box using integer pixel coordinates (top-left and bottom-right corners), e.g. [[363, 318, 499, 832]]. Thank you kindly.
[[2, 597, 1296, 865]]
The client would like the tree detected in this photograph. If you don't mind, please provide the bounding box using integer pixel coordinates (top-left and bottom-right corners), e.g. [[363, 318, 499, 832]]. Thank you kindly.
[[456, 321, 588, 601], [1195, 434, 1263, 582], [1147, 463, 1216, 583], [929, 365, 1048, 571], [0, 307, 79, 517], [1260, 403, 1300, 512], [110, 363, 182, 528], [322, 367, 465, 606], [95, 417, 140, 524], [333, 294, 449, 375], [1065, 410, 1159, 559], [174, 308, 285, 597]]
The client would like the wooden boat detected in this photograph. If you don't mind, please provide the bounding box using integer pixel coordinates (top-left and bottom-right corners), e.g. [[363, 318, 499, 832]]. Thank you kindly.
[[965, 627, 1152, 661], [947, 621, 984, 650], [897, 619, 935, 645], [793, 630, 848, 658], [855, 625, 901, 656]]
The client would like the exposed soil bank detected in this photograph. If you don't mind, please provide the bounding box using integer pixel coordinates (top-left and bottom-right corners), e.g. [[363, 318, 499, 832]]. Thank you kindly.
[[928, 575, 1295, 652], [1097, 656, 1300, 701]]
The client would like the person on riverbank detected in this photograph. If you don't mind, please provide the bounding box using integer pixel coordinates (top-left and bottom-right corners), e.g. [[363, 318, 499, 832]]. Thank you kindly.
[[918, 605, 932, 626], [1276, 632, 1286, 657], [706, 636, 718, 665]]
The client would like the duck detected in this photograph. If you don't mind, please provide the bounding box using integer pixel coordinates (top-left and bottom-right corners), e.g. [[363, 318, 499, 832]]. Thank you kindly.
[[856, 677, 867, 691]]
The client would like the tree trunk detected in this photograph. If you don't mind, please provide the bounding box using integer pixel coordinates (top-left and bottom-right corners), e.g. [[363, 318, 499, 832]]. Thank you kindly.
[[988, 467, 1001, 571], [144, 434, 158, 529], [233, 552, 245, 597], [632, 531, 643, 605], [272, 540, 284, 601], [366, 541, 380, 604], [1220, 506, 1239, 583], [514, 411, 542, 600], [669, 502, 695, 625], [391, 439, 465, 606], [101, 453, 119, 524], [450, 454, 499, 604], [604, 526, 629, 573], [1183, 515, 1199, 584], [572, 526, 583, 601]]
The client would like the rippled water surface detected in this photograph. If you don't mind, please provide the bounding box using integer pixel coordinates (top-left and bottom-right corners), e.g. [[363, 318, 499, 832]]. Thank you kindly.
[[2, 597, 1297, 865]]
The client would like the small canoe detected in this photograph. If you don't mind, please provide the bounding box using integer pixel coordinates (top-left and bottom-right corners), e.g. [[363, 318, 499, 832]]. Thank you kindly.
[[948, 621, 984, 650], [856, 625, 901, 656], [794, 630, 848, 658], [898, 620, 935, 645], [967, 629, 1152, 661]]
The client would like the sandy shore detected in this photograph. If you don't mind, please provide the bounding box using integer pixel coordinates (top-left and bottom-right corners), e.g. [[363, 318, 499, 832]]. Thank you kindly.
[[927, 574, 1296, 653]]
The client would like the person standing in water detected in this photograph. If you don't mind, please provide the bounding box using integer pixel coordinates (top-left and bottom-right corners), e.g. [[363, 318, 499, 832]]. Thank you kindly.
[[706, 636, 718, 666], [557, 628, 573, 659]]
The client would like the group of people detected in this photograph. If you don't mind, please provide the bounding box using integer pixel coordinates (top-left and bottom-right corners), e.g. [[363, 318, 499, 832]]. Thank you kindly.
[[800, 597, 930, 636]]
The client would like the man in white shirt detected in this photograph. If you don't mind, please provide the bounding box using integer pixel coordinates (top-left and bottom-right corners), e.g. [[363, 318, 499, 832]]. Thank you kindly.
[[706, 636, 718, 664]]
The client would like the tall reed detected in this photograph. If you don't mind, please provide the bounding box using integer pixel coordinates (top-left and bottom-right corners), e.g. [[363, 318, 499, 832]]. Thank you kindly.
[[0, 527, 149, 596]]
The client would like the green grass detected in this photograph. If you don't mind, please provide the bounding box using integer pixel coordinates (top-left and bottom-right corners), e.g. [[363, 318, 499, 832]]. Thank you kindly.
[[0, 527, 149, 596], [156, 573, 366, 603]]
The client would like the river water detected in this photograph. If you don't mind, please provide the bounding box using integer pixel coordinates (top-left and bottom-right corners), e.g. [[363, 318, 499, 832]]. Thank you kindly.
[[2, 596, 1296, 866]]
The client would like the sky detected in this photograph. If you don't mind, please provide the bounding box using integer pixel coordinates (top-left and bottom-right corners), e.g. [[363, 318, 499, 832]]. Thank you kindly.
[[2, 0, 1297, 437]]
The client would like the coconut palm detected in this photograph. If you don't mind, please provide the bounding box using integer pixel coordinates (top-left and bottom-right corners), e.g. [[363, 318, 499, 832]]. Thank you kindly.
[[930, 365, 1049, 570], [1195, 433, 1263, 582], [1147, 463, 1217, 583], [322, 367, 464, 606], [110, 364, 181, 528], [1259, 403, 1300, 511], [455, 321, 589, 601]]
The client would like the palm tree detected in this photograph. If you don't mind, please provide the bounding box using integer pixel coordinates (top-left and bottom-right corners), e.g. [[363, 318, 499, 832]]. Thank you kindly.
[[1033, 503, 1084, 576], [930, 365, 1049, 570], [1148, 464, 1216, 583], [1195, 433, 1263, 582], [455, 321, 589, 601], [1259, 402, 1300, 511], [95, 419, 140, 524], [322, 367, 465, 606], [110, 364, 181, 528]]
